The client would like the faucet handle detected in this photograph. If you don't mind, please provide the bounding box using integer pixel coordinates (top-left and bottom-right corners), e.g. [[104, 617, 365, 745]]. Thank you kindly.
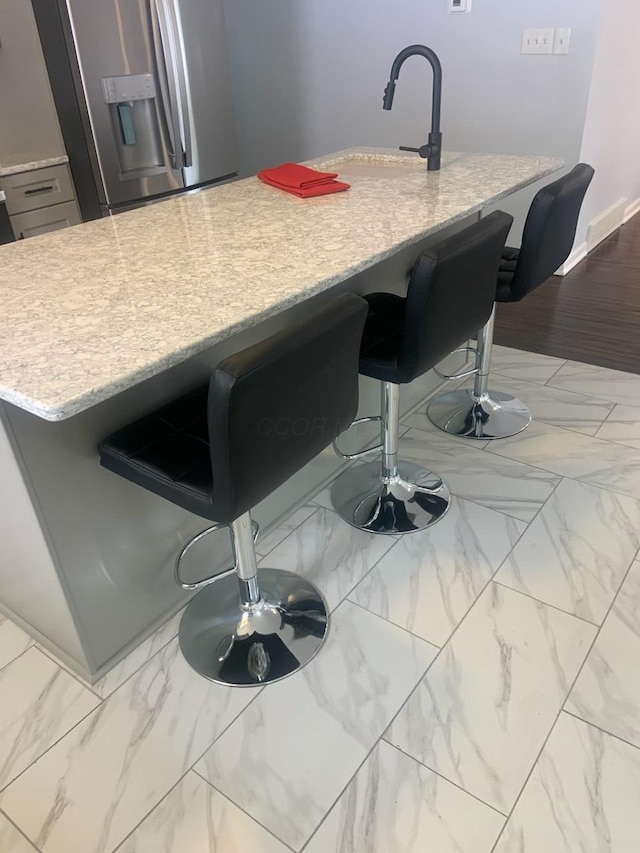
[[399, 144, 432, 159]]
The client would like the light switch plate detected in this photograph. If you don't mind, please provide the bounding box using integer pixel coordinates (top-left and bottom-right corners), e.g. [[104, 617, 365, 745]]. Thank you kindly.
[[553, 28, 571, 54], [522, 28, 555, 55], [448, 0, 472, 12]]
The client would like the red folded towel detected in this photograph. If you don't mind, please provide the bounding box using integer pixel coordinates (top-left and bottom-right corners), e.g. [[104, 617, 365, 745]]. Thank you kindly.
[[257, 162, 350, 198], [258, 162, 339, 189]]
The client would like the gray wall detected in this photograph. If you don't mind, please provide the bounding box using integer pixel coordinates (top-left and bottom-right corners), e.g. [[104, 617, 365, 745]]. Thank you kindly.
[[575, 0, 640, 246], [224, 0, 602, 240]]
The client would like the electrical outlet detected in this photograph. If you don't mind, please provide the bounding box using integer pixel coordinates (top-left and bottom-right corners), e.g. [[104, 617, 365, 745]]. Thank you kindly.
[[522, 28, 555, 55], [553, 28, 571, 54]]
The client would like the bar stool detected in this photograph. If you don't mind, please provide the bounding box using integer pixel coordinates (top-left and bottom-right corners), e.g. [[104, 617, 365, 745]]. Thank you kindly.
[[331, 211, 513, 535], [428, 163, 595, 440], [98, 293, 367, 686]]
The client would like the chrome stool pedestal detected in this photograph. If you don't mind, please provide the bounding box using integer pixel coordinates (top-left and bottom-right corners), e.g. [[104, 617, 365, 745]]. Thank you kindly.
[[428, 307, 531, 440], [177, 513, 328, 687], [331, 382, 450, 534]]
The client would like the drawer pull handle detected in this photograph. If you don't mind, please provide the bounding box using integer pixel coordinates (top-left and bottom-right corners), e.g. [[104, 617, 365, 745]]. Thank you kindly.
[[24, 185, 55, 196]]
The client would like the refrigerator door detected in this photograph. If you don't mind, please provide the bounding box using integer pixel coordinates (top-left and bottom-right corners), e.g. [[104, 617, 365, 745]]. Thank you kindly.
[[167, 0, 239, 187], [66, 0, 183, 207]]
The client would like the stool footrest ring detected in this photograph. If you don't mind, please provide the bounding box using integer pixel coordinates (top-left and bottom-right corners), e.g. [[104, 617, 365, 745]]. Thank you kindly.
[[175, 520, 260, 590], [333, 416, 384, 460], [433, 346, 478, 381]]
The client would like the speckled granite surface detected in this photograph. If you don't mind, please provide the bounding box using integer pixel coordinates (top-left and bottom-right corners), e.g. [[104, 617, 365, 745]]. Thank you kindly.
[[0, 155, 69, 178], [0, 147, 562, 421]]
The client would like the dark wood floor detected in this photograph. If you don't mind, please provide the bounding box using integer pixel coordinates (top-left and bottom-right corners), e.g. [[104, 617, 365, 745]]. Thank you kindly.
[[494, 213, 640, 374]]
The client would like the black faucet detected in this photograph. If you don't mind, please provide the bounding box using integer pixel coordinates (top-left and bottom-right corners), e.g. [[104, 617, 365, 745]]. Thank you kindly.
[[383, 44, 443, 171]]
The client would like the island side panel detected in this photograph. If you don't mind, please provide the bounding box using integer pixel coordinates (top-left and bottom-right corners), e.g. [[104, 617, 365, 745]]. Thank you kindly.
[[0, 406, 89, 671]]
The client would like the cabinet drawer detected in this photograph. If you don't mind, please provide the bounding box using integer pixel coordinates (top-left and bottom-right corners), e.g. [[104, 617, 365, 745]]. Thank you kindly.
[[2, 165, 75, 215], [10, 200, 81, 240]]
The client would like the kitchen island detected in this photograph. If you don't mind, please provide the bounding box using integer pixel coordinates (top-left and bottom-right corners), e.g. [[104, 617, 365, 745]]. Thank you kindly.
[[0, 147, 562, 680]]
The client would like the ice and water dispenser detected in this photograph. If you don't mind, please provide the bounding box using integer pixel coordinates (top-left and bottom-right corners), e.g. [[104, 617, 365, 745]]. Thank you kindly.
[[101, 74, 166, 178]]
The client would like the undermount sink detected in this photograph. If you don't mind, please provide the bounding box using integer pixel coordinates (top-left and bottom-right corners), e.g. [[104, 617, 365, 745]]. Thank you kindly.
[[315, 151, 424, 180]]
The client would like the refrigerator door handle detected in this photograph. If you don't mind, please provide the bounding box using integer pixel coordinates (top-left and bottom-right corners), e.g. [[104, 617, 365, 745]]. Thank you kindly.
[[164, 0, 193, 168], [151, 0, 184, 169]]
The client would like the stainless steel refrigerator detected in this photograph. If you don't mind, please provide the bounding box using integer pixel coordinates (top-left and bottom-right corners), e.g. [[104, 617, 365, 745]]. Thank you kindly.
[[32, 0, 239, 217]]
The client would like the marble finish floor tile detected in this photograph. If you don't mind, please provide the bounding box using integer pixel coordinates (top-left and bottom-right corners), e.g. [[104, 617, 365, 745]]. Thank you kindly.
[[548, 360, 640, 407], [196, 601, 437, 851], [402, 408, 490, 449], [0, 616, 33, 671], [496, 478, 640, 624], [259, 506, 396, 610], [91, 612, 183, 699], [489, 345, 566, 384], [0, 647, 100, 790], [567, 561, 640, 749], [309, 483, 335, 510], [487, 419, 640, 501], [596, 402, 640, 450], [305, 740, 504, 853], [254, 505, 317, 558], [38, 611, 184, 700], [0, 640, 256, 853], [386, 582, 596, 814], [0, 813, 37, 853], [398, 428, 560, 522], [463, 375, 614, 435], [119, 771, 289, 853], [494, 713, 640, 852], [350, 497, 525, 645]]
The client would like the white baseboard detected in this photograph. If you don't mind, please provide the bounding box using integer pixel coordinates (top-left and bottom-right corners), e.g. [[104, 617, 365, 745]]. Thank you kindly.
[[556, 242, 588, 276], [556, 196, 639, 276], [586, 198, 628, 252], [624, 196, 640, 224]]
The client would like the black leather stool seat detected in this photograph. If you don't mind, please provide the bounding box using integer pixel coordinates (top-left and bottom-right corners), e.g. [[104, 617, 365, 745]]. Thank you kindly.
[[99, 384, 215, 519], [495, 164, 594, 303], [496, 246, 520, 302], [99, 293, 369, 525], [358, 292, 406, 384], [357, 211, 515, 386]]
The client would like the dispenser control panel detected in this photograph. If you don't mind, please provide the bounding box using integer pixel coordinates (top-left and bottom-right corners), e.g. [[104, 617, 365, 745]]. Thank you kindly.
[[102, 74, 157, 104]]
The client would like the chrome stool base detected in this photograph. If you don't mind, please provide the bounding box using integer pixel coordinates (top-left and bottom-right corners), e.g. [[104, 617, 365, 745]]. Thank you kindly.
[[331, 460, 450, 534], [428, 389, 532, 440], [179, 568, 328, 687]]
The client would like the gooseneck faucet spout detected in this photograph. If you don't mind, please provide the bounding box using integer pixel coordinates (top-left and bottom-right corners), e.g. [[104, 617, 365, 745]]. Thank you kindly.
[[383, 44, 443, 171]]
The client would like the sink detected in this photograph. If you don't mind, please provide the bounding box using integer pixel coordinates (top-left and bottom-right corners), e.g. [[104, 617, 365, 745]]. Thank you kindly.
[[314, 150, 424, 180]]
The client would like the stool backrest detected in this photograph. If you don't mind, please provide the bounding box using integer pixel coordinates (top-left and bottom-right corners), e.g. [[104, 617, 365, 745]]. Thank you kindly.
[[509, 163, 594, 301], [398, 211, 513, 383], [208, 293, 367, 522]]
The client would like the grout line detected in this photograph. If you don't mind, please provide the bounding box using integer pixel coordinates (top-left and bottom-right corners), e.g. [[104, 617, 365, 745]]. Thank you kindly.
[[191, 770, 298, 853], [490, 553, 638, 852], [256, 505, 320, 561], [298, 655, 437, 853], [111, 686, 265, 852], [560, 710, 640, 754], [35, 646, 103, 700], [0, 808, 40, 852], [483, 428, 640, 505], [347, 479, 536, 656], [543, 359, 569, 385], [491, 580, 600, 628], [382, 739, 509, 818], [345, 597, 442, 649], [0, 642, 36, 678], [0, 676, 105, 797]]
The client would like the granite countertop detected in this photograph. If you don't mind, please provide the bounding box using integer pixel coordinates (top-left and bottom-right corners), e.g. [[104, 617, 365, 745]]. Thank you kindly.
[[0, 147, 563, 421], [0, 155, 69, 178]]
